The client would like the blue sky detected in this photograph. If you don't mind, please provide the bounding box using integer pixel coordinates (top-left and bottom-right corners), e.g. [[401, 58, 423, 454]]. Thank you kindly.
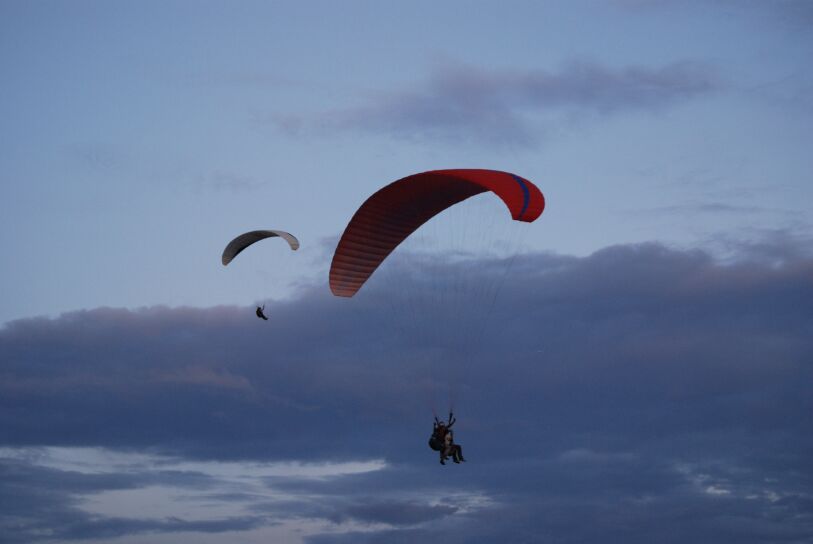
[[1, 1, 812, 543], [2, 0, 810, 322]]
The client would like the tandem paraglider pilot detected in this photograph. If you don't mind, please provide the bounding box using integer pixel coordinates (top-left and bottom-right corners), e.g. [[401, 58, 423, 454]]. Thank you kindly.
[[429, 412, 465, 465]]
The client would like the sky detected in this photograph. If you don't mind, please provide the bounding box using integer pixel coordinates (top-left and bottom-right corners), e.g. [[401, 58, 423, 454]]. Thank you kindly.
[[1, 1, 812, 543]]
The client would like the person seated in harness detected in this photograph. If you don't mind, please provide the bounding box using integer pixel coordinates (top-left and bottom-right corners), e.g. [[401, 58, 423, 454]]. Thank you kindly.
[[428, 412, 465, 465]]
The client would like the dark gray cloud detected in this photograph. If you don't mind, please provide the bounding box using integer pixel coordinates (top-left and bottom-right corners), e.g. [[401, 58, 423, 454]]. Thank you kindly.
[[273, 60, 720, 147], [0, 456, 268, 542], [42, 515, 265, 543], [267, 496, 459, 527], [2, 239, 812, 542]]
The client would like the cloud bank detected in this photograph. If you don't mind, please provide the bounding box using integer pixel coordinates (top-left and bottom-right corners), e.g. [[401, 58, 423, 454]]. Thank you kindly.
[[2, 241, 811, 542]]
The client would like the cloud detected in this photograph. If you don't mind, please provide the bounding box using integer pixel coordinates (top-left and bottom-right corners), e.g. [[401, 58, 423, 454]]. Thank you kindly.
[[707, 229, 813, 267], [616, 0, 813, 29], [271, 59, 720, 148], [337, 500, 457, 526], [634, 201, 802, 217], [1, 239, 812, 542], [192, 170, 266, 194], [68, 143, 129, 173], [0, 455, 266, 543]]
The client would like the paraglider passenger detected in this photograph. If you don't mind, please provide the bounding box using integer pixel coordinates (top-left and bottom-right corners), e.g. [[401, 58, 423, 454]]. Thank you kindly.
[[430, 413, 465, 465], [256, 305, 269, 320]]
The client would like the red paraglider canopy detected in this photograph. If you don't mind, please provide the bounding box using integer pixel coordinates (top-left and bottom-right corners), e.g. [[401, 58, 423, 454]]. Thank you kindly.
[[329, 169, 545, 297]]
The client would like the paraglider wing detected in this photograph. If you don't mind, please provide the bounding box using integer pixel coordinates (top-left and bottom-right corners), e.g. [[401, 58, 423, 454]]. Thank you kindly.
[[221, 230, 300, 266], [329, 169, 545, 297]]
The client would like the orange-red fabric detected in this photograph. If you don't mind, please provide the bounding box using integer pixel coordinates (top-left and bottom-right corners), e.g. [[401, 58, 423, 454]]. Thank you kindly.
[[329, 169, 545, 297]]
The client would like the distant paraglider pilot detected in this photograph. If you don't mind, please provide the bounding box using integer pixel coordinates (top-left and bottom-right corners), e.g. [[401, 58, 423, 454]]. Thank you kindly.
[[429, 412, 465, 465], [220, 230, 299, 324]]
